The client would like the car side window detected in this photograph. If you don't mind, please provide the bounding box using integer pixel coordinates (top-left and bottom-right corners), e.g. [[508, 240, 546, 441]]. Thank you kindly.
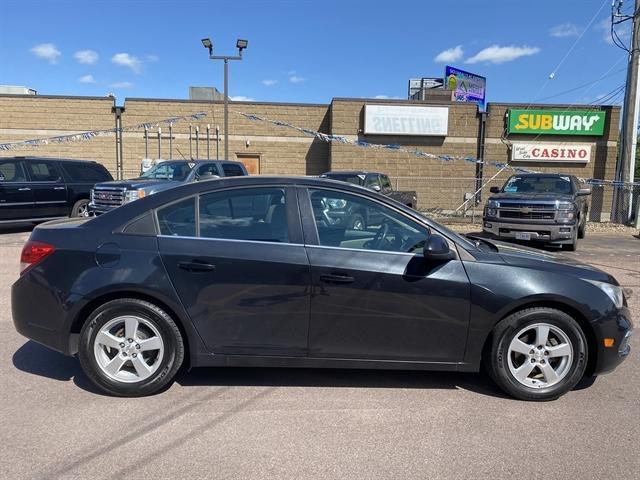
[[0, 161, 27, 182], [61, 162, 111, 182], [26, 162, 61, 182], [381, 175, 392, 190], [365, 174, 381, 189], [222, 163, 245, 177], [157, 197, 196, 237], [199, 188, 289, 243], [196, 164, 219, 177], [309, 189, 427, 254]]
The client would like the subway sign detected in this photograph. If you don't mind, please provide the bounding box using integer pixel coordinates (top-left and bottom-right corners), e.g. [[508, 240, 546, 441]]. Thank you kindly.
[[508, 109, 606, 136]]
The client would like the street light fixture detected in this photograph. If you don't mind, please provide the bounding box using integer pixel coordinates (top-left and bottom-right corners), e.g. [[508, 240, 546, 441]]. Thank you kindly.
[[201, 37, 248, 160]]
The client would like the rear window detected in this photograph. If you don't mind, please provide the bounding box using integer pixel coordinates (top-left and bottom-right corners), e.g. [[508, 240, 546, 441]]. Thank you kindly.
[[26, 161, 62, 182], [62, 162, 112, 182], [0, 161, 27, 182], [222, 163, 245, 177], [321, 173, 365, 186]]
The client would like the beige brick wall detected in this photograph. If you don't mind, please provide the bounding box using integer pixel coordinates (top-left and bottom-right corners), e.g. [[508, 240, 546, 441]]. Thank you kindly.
[[0, 93, 621, 216]]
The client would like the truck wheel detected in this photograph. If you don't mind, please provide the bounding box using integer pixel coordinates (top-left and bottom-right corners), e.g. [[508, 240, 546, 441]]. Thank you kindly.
[[578, 215, 587, 239], [78, 298, 184, 397], [348, 214, 366, 231], [563, 228, 578, 251], [71, 199, 89, 218], [484, 307, 588, 401]]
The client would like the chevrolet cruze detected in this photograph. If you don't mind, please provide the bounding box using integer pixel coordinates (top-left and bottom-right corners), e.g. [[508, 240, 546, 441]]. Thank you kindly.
[[12, 176, 632, 400]]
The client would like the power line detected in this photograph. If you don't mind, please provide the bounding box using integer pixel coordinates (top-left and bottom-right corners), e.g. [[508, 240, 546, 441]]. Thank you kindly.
[[534, 66, 626, 102]]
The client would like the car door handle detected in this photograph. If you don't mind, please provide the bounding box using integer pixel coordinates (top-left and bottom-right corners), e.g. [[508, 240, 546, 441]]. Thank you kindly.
[[18, 187, 31, 191], [53, 186, 66, 190], [320, 273, 355, 284], [178, 261, 216, 273]]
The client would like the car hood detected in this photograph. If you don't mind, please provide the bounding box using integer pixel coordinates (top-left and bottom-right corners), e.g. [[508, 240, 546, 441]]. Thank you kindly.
[[489, 193, 574, 202], [94, 178, 179, 190], [483, 239, 617, 284]]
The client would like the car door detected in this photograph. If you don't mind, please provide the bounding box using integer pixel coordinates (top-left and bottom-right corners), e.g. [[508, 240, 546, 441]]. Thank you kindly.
[[0, 159, 34, 221], [24, 160, 68, 218], [157, 185, 311, 356], [301, 186, 471, 362]]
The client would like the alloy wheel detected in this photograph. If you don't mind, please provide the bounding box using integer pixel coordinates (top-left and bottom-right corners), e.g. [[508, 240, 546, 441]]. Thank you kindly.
[[93, 315, 165, 383], [506, 323, 573, 389]]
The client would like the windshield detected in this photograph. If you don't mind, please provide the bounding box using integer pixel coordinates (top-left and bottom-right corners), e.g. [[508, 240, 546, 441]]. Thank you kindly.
[[321, 173, 365, 186], [140, 161, 195, 181], [501, 175, 573, 195]]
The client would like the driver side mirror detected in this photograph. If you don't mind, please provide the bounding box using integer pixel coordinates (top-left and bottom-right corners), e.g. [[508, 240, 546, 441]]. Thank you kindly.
[[489, 186, 500, 194], [577, 186, 591, 196], [371, 185, 381, 192], [197, 172, 219, 181], [423, 234, 455, 261]]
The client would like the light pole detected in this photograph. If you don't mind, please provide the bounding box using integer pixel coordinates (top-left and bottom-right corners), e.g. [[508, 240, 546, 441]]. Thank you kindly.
[[201, 37, 248, 161]]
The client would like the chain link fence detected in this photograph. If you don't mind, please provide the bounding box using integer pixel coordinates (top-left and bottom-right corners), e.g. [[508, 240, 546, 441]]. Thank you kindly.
[[391, 176, 640, 225]]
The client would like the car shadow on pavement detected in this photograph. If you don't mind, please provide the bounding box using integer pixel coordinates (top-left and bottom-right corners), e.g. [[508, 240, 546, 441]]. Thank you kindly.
[[176, 367, 513, 400], [12, 340, 107, 395]]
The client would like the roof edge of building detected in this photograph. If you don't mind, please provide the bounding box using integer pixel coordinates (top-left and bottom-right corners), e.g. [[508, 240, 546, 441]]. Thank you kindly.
[[123, 97, 329, 108], [0, 93, 114, 101]]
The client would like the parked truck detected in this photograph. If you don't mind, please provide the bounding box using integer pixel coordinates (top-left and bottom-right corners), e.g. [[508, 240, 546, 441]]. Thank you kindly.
[[482, 173, 591, 251]]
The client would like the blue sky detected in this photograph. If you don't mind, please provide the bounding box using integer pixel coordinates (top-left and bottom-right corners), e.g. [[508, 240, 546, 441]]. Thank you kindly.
[[0, 0, 631, 106]]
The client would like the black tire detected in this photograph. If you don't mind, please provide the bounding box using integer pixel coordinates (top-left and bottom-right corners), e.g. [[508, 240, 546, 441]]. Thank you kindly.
[[348, 213, 366, 231], [70, 199, 89, 218], [562, 228, 578, 251], [578, 215, 587, 239], [79, 298, 184, 397], [484, 307, 588, 401]]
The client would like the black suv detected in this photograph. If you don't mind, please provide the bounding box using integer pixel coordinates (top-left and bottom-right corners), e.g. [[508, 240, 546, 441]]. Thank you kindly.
[[0, 156, 112, 224]]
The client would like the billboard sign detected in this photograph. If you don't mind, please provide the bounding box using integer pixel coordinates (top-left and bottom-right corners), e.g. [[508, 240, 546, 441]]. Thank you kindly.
[[408, 77, 445, 99], [511, 142, 591, 163], [508, 109, 606, 136], [364, 105, 449, 136], [445, 66, 486, 109]]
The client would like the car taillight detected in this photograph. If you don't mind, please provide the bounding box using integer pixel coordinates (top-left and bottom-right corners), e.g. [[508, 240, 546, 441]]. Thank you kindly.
[[20, 241, 55, 275]]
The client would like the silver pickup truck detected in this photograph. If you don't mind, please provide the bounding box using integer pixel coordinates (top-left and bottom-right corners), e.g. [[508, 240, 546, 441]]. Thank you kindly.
[[89, 159, 247, 214], [482, 173, 591, 251]]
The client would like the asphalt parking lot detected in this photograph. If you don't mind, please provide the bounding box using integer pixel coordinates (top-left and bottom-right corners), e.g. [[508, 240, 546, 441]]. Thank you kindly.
[[0, 227, 638, 480]]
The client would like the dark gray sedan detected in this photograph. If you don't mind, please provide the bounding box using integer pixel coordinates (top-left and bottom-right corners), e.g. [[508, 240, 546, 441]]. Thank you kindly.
[[12, 176, 633, 400]]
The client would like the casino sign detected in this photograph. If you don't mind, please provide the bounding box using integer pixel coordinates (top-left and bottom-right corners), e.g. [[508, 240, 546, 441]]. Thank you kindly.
[[511, 142, 591, 163]]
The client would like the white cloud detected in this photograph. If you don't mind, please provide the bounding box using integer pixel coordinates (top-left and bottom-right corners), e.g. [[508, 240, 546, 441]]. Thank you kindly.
[[549, 22, 580, 38], [78, 74, 96, 84], [434, 45, 464, 63], [109, 81, 133, 88], [30, 43, 61, 63], [230, 95, 255, 101], [111, 53, 142, 73], [465, 45, 540, 64], [289, 75, 305, 84], [74, 49, 98, 65], [287, 70, 297, 75], [145, 54, 159, 62], [261, 79, 278, 86], [374, 95, 402, 99]]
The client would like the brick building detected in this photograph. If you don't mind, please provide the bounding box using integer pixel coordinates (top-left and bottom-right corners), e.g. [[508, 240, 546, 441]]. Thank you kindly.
[[0, 93, 620, 219]]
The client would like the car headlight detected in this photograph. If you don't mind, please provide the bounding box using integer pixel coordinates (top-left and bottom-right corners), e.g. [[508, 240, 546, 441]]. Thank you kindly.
[[487, 200, 500, 208], [124, 189, 146, 203], [486, 208, 497, 217], [586, 280, 624, 308], [557, 210, 575, 219]]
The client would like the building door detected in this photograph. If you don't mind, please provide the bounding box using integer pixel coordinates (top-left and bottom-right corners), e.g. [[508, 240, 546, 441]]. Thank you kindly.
[[236, 154, 260, 174]]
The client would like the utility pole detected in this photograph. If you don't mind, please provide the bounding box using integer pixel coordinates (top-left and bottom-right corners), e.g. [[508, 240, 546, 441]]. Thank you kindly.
[[613, 0, 640, 223]]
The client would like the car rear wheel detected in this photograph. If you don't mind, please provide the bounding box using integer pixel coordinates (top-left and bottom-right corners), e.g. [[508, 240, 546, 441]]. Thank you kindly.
[[485, 307, 588, 401], [79, 298, 184, 397], [71, 199, 89, 218]]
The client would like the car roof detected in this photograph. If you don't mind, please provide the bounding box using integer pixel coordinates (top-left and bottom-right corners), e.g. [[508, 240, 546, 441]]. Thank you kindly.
[[509, 173, 575, 178], [8, 156, 99, 164]]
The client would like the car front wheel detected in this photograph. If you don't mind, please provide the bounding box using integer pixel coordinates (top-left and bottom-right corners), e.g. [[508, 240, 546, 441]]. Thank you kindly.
[[79, 298, 184, 397], [485, 307, 588, 401]]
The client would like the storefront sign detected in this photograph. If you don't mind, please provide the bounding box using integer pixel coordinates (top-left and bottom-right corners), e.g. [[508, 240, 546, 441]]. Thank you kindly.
[[508, 109, 606, 136], [364, 105, 449, 136], [511, 142, 591, 163], [445, 66, 486, 110]]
